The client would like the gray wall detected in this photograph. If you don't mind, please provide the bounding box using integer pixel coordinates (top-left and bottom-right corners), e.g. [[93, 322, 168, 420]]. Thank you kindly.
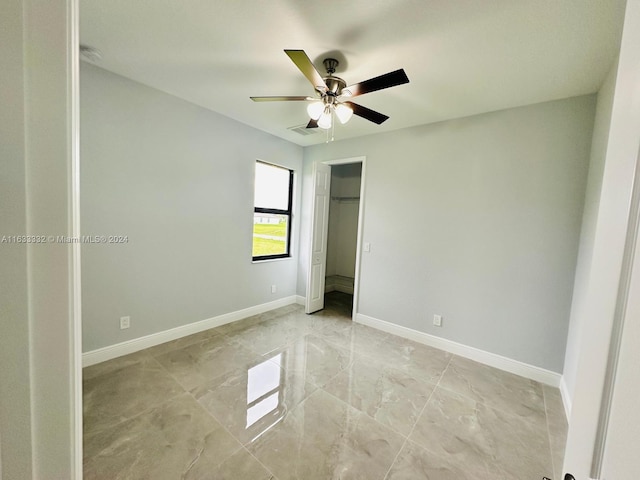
[[81, 63, 303, 352], [299, 96, 595, 372], [562, 62, 617, 404]]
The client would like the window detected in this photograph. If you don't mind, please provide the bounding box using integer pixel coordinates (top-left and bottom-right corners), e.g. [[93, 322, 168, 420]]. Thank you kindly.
[[252, 161, 293, 260]]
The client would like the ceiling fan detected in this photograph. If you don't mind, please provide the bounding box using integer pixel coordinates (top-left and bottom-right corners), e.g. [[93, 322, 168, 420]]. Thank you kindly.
[[250, 50, 409, 131]]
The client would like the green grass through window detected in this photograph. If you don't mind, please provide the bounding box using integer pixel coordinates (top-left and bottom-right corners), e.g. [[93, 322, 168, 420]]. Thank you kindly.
[[253, 222, 287, 237], [253, 220, 287, 257]]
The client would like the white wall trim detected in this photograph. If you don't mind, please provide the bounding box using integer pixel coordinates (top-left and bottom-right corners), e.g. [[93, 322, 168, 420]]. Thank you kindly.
[[83, 295, 299, 367], [333, 285, 354, 295], [68, 0, 83, 476], [295, 295, 305, 305], [559, 375, 573, 420], [355, 313, 562, 387]]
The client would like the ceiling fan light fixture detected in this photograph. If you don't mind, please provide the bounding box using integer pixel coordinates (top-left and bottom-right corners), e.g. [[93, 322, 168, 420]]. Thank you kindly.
[[335, 103, 353, 124], [318, 107, 332, 129], [306, 101, 324, 120], [251, 50, 409, 131]]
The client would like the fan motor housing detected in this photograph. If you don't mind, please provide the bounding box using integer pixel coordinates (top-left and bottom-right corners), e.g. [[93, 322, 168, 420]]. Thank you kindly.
[[323, 76, 347, 96]]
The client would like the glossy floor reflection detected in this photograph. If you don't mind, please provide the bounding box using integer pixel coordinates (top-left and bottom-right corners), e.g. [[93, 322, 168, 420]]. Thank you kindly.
[[83, 292, 568, 479]]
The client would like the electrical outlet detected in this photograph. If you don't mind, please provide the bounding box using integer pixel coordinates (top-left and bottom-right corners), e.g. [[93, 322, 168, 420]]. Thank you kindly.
[[271, 285, 277, 294], [120, 316, 130, 330], [433, 314, 442, 327]]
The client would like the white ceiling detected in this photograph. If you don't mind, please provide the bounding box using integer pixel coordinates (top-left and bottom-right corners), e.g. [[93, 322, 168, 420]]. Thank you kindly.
[[80, 0, 625, 147]]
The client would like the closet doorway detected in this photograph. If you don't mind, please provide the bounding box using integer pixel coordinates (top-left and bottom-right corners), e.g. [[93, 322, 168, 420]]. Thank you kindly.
[[305, 156, 365, 319], [324, 163, 362, 317]]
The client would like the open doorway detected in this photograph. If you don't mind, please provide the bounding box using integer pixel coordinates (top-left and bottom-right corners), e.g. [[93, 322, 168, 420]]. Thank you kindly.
[[324, 163, 362, 318], [305, 156, 366, 318]]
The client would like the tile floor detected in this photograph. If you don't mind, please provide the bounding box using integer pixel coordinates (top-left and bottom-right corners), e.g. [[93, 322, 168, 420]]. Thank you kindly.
[[83, 292, 568, 479]]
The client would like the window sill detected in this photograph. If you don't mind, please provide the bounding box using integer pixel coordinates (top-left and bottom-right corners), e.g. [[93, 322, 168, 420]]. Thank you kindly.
[[252, 256, 294, 264]]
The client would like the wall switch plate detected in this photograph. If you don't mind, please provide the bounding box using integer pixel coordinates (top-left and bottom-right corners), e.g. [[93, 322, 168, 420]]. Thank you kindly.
[[433, 314, 442, 327], [120, 316, 130, 329], [363, 242, 371, 252], [271, 285, 277, 294]]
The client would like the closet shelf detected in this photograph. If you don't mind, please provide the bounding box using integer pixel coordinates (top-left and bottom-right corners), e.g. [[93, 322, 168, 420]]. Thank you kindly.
[[331, 196, 360, 201]]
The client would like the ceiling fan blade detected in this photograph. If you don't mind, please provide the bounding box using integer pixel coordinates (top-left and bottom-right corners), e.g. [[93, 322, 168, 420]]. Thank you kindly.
[[250, 96, 313, 102], [341, 69, 409, 97], [284, 50, 328, 93], [306, 118, 319, 128], [344, 101, 389, 125]]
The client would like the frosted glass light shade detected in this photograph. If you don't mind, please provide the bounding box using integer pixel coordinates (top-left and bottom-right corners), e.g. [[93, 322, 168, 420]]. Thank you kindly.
[[335, 103, 353, 124], [306, 101, 324, 120], [318, 109, 332, 129]]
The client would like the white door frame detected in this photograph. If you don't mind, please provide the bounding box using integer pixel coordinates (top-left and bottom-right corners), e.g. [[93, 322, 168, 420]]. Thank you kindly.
[[585, 147, 640, 479], [305, 156, 366, 318], [21, 0, 83, 476], [70, 0, 83, 474], [562, 1, 640, 477]]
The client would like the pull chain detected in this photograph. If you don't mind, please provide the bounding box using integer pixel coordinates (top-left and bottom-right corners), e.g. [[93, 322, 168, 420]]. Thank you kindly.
[[331, 110, 335, 142]]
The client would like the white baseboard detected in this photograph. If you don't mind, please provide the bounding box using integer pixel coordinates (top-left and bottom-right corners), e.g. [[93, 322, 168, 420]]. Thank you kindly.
[[559, 375, 572, 420], [335, 285, 354, 295], [325, 275, 355, 295], [355, 313, 562, 388], [295, 295, 305, 305], [83, 295, 299, 367], [324, 284, 354, 295]]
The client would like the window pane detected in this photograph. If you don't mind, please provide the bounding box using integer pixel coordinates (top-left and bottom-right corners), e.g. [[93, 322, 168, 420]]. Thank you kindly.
[[253, 213, 288, 257], [254, 162, 290, 210]]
